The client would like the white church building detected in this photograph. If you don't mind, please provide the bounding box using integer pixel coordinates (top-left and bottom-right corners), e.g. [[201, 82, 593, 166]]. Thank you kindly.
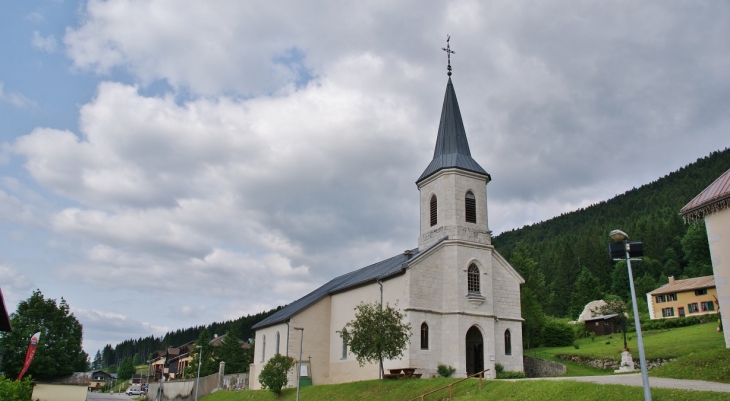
[[249, 74, 524, 388]]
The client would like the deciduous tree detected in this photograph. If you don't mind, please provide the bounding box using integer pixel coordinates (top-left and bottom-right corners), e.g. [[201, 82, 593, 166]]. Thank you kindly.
[[258, 354, 295, 397], [117, 357, 135, 381], [341, 302, 411, 379], [0, 290, 88, 380]]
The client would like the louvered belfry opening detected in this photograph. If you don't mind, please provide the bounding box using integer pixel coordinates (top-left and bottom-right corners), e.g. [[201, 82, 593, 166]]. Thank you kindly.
[[468, 264, 480, 294], [430, 195, 438, 226], [465, 191, 476, 223]]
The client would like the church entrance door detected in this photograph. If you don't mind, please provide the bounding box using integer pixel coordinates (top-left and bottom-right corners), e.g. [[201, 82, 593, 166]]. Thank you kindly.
[[465, 326, 484, 376]]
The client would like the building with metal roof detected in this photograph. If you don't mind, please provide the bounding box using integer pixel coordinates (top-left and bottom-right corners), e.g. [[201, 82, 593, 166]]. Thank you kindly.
[[249, 69, 524, 389], [680, 168, 730, 347]]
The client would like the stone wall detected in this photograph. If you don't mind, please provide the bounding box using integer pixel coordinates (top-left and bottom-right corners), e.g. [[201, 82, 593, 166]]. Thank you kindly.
[[145, 372, 219, 401], [522, 356, 566, 378]]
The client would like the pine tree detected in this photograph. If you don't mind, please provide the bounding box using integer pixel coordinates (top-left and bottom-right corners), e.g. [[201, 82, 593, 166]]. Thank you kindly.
[[568, 267, 603, 320], [216, 324, 251, 374], [184, 329, 218, 378], [92, 350, 103, 370]]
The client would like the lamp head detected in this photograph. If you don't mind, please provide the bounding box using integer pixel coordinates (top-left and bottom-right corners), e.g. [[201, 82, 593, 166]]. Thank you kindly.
[[609, 230, 629, 242], [293, 327, 304, 331]]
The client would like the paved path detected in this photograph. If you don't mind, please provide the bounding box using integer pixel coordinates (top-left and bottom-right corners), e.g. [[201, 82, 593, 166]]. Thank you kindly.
[[506, 373, 730, 393]]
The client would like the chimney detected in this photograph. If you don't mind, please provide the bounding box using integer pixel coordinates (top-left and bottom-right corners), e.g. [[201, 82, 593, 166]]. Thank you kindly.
[[668, 276, 675, 284]]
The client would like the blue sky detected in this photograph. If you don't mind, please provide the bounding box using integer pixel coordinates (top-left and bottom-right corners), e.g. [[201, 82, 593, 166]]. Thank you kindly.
[[1, 0, 729, 356]]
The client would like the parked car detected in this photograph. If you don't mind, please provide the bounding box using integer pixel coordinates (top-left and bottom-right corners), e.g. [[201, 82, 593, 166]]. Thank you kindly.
[[126, 387, 141, 395]]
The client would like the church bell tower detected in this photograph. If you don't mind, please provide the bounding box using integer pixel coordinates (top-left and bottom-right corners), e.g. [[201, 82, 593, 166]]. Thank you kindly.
[[416, 71, 492, 250]]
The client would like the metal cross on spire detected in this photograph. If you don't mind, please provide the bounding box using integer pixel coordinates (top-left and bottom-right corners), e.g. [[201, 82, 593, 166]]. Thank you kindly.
[[442, 35, 455, 76]]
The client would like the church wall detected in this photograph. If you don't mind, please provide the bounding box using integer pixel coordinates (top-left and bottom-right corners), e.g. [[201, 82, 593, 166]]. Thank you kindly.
[[248, 322, 289, 390], [288, 296, 332, 386], [705, 208, 730, 347], [328, 274, 409, 384]]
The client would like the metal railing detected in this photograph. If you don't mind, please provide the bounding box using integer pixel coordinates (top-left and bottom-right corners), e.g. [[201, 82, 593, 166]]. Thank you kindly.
[[408, 369, 489, 401]]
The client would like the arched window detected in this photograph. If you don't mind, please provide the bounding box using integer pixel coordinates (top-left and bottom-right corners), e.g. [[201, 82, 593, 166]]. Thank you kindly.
[[468, 264, 480, 294], [275, 331, 280, 355], [430, 195, 438, 226], [465, 191, 476, 223], [421, 322, 429, 350], [505, 329, 512, 355], [261, 335, 266, 362]]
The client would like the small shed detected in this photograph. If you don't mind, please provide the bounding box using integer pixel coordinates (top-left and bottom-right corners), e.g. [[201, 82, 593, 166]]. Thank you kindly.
[[584, 314, 620, 336]]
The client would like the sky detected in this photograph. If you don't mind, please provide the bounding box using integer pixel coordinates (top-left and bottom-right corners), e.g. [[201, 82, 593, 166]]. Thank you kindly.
[[1, 0, 729, 357]]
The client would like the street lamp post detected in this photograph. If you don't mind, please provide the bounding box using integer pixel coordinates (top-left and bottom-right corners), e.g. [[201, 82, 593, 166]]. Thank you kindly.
[[609, 229, 651, 401], [293, 327, 304, 401], [195, 346, 203, 401]]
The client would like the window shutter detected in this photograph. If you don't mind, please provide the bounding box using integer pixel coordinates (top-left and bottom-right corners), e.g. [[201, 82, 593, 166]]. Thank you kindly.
[[430, 196, 437, 226]]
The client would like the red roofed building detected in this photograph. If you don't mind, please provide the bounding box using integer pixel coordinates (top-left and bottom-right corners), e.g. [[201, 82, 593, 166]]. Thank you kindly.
[[680, 168, 730, 347]]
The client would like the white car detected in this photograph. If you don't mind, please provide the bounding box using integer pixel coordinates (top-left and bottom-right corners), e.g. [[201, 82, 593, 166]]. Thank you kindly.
[[126, 388, 141, 396]]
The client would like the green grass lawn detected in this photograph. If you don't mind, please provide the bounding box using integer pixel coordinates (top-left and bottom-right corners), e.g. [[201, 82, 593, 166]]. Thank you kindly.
[[200, 323, 729, 401], [200, 378, 728, 401], [528, 322, 725, 361], [524, 322, 729, 382]]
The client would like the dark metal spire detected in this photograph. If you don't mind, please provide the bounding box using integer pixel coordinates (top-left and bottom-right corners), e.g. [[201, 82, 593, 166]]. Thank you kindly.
[[416, 73, 490, 184], [442, 35, 455, 76]]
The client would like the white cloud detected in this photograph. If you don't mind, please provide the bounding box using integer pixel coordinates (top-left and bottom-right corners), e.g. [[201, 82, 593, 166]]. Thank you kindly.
[[0, 82, 34, 108], [0, 265, 34, 307], [32, 31, 58, 53], [3, 0, 729, 354]]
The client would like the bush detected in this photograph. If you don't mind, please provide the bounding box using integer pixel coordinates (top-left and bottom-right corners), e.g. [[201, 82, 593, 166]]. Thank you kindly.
[[494, 362, 504, 373], [637, 314, 719, 331], [437, 364, 456, 378], [0, 375, 34, 401], [573, 341, 579, 349], [258, 354, 296, 397], [497, 371, 527, 379], [541, 319, 575, 347]]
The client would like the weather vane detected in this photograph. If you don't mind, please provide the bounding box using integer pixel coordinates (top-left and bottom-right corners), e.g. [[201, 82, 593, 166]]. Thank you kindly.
[[442, 35, 455, 76]]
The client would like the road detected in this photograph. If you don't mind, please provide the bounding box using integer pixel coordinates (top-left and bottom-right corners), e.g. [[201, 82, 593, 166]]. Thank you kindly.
[[86, 392, 144, 400]]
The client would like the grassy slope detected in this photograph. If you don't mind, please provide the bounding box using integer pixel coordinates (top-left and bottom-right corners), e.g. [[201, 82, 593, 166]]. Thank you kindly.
[[200, 379, 728, 401], [525, 322, 730, 382]]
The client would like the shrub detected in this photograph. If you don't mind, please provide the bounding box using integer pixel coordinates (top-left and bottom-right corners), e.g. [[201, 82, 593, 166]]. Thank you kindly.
[[258, 354, 296, 397], [636, 314, 719, 331], [494, 362, 504, 373], [437, 364, 456, 378], [573, 341, 579, 349], [497, 371, 527, 379], [0, 375, 34, 401], [541, 320, 575, 347]]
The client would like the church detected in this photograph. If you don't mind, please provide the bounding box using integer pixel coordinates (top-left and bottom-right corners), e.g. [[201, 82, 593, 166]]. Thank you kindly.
[[248, 67, 524, 388]]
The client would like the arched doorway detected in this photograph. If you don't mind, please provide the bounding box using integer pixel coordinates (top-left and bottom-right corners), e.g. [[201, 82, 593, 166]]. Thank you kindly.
[[465, 326, 484, 376]]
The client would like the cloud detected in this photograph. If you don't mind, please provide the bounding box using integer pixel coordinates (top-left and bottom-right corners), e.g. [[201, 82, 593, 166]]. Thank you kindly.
[[0, 82, 34, 108], [73, 308, 170, 352], [32, 31, 58, 53], [0, 265, 34, 308], [5, 0, 730, 353]]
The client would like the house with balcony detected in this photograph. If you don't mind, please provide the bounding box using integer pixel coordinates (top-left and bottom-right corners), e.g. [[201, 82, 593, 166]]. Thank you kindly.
[[647, 275, 717, 319]]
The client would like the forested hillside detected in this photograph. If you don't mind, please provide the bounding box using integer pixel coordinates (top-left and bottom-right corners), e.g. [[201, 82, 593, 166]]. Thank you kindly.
[[494, 148, 730, 321], [98, 306, 280, 368]]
